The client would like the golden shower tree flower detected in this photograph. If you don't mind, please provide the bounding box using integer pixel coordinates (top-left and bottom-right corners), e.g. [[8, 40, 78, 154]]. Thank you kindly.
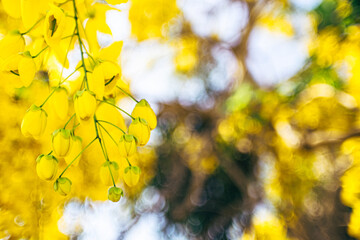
[[64, 136, 83, 167], [74, 89, 97, 123], [123, 166, 141, 187], [99, 161, 119, 186], [21, 104, 47, 139], [50, 87, 69, 120], [44, 5, 67, 47], [36, 154, 58, 181], [131, 99, 157, 130], [54, 177, 72, 196], [118, 134, 137, 158], [128, 117, 150, 146], [52, 128, 73, 158], [93, 61, 121, 95], [107, 186, 123, 202]]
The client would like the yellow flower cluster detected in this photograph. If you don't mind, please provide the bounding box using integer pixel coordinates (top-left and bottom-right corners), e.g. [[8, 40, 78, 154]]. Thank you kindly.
[[0, 0, 157, 203]]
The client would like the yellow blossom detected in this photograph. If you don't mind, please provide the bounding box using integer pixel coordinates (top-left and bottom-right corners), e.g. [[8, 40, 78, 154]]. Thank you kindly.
[[53, 177, 72, 196], [74, 89, 97, 123], [131, 99, 157, 130], [36, 154, 58, 181], [118, 134, 137, 158], [107, 186, 123, 202], [52, 129, 72, 158], [64, 136, 82, 167], [44, 5, 66, 46], [50, 87, 69, 120], [123, 166, 140, 187], [99, 161, 119, 185], [128, 117, 150, 146], [21, 104, 47, 139]]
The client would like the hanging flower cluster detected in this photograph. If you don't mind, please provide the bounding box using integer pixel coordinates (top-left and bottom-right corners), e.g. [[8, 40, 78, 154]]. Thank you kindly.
[[0, 0, 157, 202]]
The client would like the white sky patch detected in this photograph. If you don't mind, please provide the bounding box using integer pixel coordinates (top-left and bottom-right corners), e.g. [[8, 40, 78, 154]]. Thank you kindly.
[[59, 199, 134, 240], [178, 0, 248, 44], [247, 26, 308, 86], [290, 0, 322, 11]]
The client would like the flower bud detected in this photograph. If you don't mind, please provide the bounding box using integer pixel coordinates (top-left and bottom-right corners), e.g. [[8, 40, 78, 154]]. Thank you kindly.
[[123, 166, 141, 187], [128, 117, 150, 146], [36, 154, 58, 181], [64, 136, 82, 167], [118, 134, 137, 158], [131, 99, 157, 130], [74, 89, 97, 123], [100, 161, 119, 186], [54, 177, 72, 196], [50, 87, 69, 119], [21, 104, 47, 139], [108, 186, 123, 202], [52, 128, 72, 158]]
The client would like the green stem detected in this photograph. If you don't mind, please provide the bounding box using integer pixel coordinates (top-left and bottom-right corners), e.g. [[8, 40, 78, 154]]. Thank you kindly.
[[72, 123, 80, 130], [39, 64, 81, 108], [99, 125, 116, 187], [59, 137, 97, 177], [47, 150, 53, 155], [59, 27, 76, 83], [64, 113, 76, 129], [39, 87, 58, 108], [126, 158, 132, 166], [116, 86, 139, 103], [94, 117, 116, 187], [21, 17, 45, 35], [97, 119, 125, 134], [97, 122, 118, 146], [72, 0, 89, 89], [32, 46, 49, 58], [98, 100, 135, 120]]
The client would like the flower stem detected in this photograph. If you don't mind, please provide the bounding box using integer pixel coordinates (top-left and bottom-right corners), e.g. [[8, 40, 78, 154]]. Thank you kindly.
[[97, 122, 118, 146], [116, 86, 139, 103], [59, 137, 97, 177], [72, 0, 89, 89], [32, 46, 49, 58], [98, 99, 135, 120], [94, 116, 116, 187], [21, 17, 45, 35], [64, 113, 76, 129], [96, 119, 126, 134]]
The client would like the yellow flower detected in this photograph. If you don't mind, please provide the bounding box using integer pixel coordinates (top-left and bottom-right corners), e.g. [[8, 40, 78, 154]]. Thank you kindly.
[[50, 87, 69, 120], [64, 136, 82, 167], [1, 0, 21, 18], [99, 161, 119, 185], [128, 117, 150, 146], [0, 30, 25, 63], [88, 72, 104, 100], [44, 6, 66, 46], [1, 51, 36, 88], [21, 104, 47, 139], [131, 99, 157, 130], [53, 177, 72, 196], [52, 129, 72, 158], [36, 154, 58, 181], [107, 186, 123, 202], [123, 166, 140, 187], [93, 61, 121, 94], [74, 89, 97, 123], [118, 134, 137, 158]]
